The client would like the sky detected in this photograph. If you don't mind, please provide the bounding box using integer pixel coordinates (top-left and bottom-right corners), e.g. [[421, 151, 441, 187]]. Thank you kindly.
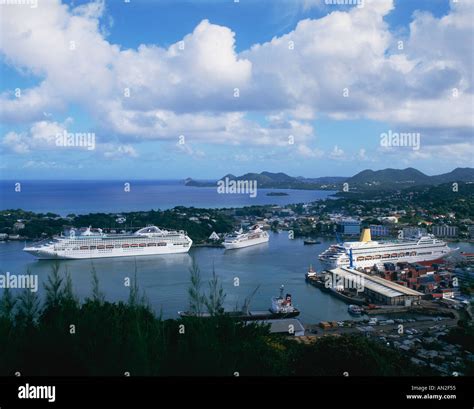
[[0, 0, 473, 180]]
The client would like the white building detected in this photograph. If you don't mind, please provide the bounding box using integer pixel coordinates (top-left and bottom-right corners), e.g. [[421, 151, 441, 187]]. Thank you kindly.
[[432, 225, 458, 238], [208, 231, 220, 241], [403, 227, 427, 238], [469, 226, 474, 239], [13, 222, 25, 231]]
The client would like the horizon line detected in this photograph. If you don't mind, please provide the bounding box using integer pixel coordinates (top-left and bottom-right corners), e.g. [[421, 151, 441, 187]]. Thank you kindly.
[[0, 165, 472, 182]]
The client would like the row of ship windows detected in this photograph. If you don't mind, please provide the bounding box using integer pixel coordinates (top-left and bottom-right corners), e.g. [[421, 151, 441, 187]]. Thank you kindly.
[[344, 246, 444, 258], [357, 244, 446, 252], [234, 235, 263, 241], [386, 241, 436, 246], [65, 239, 182, 244], [55, 242, 189, 250], [355, 251, 426, 261]]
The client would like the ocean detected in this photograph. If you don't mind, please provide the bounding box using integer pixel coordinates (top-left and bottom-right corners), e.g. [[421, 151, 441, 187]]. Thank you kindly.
[[0, 180, 335, 215]]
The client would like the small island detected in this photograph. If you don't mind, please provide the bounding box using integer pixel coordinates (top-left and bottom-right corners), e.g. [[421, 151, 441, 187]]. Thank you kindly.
[[266, 192, 289, 196]]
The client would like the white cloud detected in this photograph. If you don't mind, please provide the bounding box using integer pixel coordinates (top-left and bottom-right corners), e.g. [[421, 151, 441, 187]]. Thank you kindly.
[[233, 153, 251, 162], [175, 142, 205, 158], [297, 144, 324, 158], [357, 148, 368, 160], [301, 0, 324, 11], [1, 119, 129, 159], [2, 120, 69, 153], [103, 144, 138, 159], [22, 160, 85, 169], [3, 131, 30, 154], [0, 0, 472, 159], [23, 160, 60, 169], [329, 145, 345, 159]]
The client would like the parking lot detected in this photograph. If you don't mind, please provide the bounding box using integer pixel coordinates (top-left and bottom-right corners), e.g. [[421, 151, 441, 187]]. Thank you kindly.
[[305, 316, 458, 338]]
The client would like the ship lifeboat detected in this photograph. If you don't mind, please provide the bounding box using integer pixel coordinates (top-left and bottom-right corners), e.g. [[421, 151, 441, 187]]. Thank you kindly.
[[80, 246, 89, 250], [357, 256, 364, 261], [410, 251, 416, 256], [365, 256, 373, 261], [97, 245, 105, 249], [383, 254, 390, 259], [147, 243, 156, 247], [139, 243, 146, 247], [374, 255, 382, 260], [122, 244, 129, 248], [391, 253, 398, 258]]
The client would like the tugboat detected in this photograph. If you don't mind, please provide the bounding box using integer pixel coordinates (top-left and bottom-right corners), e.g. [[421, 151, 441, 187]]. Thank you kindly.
[[305, 264, 319, 279], [348, 304, 363, 315], [178, 285, 299, 321], [270, 285, 299, 318]]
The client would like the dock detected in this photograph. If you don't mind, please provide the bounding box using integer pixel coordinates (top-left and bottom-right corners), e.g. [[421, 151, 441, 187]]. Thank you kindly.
[[249, 318, 305, 336], [307, 267, 424, 307]]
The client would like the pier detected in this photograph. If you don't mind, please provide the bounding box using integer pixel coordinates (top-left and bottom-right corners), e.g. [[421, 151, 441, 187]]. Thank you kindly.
[[307, 267, 424, 307]]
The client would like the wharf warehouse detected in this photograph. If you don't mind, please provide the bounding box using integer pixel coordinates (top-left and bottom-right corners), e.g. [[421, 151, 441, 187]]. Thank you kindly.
[[326, 267, 423, 306]]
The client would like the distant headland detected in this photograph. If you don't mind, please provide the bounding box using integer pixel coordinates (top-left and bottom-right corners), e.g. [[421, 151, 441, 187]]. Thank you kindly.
[[184, 168, 474, 192]]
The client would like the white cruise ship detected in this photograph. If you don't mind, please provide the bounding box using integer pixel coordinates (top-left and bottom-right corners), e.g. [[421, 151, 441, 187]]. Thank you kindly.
[[319, 228, 455, 269], [223, 225, 269, 250], [23, 226, 192, 259]]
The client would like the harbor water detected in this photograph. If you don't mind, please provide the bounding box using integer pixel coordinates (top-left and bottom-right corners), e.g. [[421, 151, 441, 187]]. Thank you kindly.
[[1, 233, 473, 324]]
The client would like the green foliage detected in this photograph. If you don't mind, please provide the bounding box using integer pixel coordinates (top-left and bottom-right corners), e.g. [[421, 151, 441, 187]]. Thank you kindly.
[[44, 262, 64, 309], [89, 264, 105, 304], [1, 207, 235, 242], [62, 270, 79, 308], [204, 265, 226, 315], [15, 289, 40, 328], [0, 264, 442, 376], [127, 264, 140, 307], [188, 259, 205, 314], [0, 287, 16, 320], [0, 209, 64, 238]]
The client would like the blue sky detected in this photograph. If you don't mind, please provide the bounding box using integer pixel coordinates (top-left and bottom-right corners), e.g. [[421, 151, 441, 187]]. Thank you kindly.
[[0, 0, 472, 179]]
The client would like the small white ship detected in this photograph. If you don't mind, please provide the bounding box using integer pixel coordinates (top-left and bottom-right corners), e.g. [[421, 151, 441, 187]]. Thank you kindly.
[[178, 285, 299, 320], [223, 225, 269, 250], [270, 285, 298, 316], [305, 265, 318, 279], [23, 226, 192, 259], [348, 305, 363, 315], [319, 228, 455, 269]]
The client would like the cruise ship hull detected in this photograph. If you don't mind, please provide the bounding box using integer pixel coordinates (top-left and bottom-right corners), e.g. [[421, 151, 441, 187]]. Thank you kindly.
[[319, 228, 455, 269], [223, 235, 269, 250], [23, 226, 193, 260], [24, 243, 191, 260], [319, 246, 455, 269]]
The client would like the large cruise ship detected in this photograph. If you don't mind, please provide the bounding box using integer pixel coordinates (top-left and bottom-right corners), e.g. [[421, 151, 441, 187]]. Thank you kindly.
[[23, 226, 193, 259], [319, 228, 455, 269], [223, 225, 269, 250]]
